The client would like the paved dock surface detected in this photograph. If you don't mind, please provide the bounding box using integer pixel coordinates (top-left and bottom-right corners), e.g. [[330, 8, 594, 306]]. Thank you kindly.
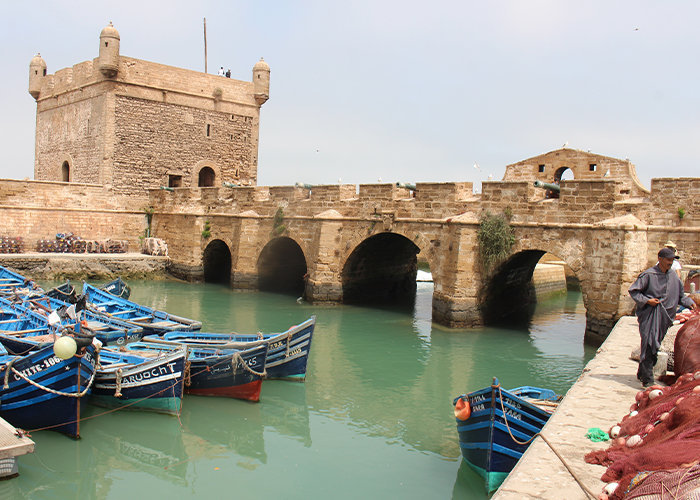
[[0, 417, 34, 460], [494, 315, 668, 500]]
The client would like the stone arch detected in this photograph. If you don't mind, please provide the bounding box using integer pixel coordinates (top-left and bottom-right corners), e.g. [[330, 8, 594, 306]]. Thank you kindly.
[[341, 232, 420, 308], [192, 160, 221, 188], [257, 236, 308, 296], [480, 243, 587, 326], [203, 239, 232, 285], [554, 166, 574, 183], [61, 161, 70, 182], [58, 154, 74, 182]]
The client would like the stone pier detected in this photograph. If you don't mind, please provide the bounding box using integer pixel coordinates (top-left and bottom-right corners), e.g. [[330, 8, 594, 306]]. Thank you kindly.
[[493, 316, 665, 499]]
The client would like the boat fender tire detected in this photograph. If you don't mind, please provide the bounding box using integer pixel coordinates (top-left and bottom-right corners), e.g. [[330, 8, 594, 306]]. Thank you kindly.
[[454, 397, 471, 421]]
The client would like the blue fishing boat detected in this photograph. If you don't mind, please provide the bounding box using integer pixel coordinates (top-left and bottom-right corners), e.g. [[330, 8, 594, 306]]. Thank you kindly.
[[101, 277, 131, 299], [0, 266, 41, 295], [92, 343, 187, 415], [83, 282, 202, 335], [160, 316, 316, 380], [0, 339, 99, 438], [453, 378, 559, 494], [138, 339, 268, 401], [5, 294, 144, 347]]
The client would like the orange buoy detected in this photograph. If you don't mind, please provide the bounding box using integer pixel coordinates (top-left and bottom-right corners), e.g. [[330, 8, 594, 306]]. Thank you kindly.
[[454, 398, 471, 421]]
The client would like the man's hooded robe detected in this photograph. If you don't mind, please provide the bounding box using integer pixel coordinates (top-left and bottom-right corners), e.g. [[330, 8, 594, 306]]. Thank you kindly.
[[629, 265, 694, 364]]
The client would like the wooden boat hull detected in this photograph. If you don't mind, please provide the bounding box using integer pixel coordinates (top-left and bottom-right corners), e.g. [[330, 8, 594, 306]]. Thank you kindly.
[[453, 380, 555, 494], [161, 316, 316, 380], [185, 344, 268, 402], [0, 343, 98, 438], [92, 347, 186, 416]]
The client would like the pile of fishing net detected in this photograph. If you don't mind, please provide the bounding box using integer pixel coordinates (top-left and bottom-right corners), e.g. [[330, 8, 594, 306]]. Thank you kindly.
[[585, 373, 700, 499]]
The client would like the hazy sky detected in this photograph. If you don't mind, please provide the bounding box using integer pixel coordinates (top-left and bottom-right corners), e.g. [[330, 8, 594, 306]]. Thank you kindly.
[[2, 1, 698, 189]]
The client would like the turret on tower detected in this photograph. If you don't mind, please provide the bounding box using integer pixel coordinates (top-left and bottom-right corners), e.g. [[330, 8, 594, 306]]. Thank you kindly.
[[253, 57, 270, 106], [28, 53, 46, 100], [98, 22, 120, 78]]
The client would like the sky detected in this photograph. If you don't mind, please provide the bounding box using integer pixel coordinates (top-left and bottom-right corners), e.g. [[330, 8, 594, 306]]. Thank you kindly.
[[1, 1, 698, 190]]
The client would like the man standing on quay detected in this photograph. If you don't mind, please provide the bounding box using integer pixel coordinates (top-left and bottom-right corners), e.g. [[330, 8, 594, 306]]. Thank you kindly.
[[629, 247, 696, 387]]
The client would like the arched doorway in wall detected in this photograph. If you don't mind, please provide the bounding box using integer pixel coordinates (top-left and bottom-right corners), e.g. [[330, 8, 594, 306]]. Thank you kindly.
[[198, 167, 216, 187], [203, 239, 232, 285], [257, 237, 307, 296], [480, 249, 582, 327], [61, 161, 70, 182], [342, 233, 420, 310]]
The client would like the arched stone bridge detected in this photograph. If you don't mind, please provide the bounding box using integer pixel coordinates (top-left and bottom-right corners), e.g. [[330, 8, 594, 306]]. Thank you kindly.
[[150, 149, 699, 343]]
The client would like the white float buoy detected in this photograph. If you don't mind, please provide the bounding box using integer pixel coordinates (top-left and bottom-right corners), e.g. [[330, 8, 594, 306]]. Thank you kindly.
[[626, 435, 642, 447], [604, 482, 619, 495], [649, 389, 663, 400], [53, 336, 77, 360], [630, 410, 638, 417], [610, 426, 621, 438]]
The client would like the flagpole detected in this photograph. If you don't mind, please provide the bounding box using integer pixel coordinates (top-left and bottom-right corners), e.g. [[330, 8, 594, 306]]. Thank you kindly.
[[203, 17, 208, 73]]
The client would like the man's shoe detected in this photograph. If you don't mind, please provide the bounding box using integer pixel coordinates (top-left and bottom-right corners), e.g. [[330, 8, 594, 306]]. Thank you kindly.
[[642, 380, 654, 388]]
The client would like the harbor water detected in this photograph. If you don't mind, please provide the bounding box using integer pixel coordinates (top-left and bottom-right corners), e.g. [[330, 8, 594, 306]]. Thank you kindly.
[[7, 280, 595, 499]]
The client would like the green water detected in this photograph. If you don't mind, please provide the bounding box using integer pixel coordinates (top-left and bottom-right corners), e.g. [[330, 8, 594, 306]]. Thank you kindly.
[[7, 281, 594, 499]]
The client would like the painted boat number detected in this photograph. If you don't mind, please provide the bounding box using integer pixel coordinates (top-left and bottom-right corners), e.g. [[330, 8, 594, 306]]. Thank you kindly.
[[14, 355, 63, 381]]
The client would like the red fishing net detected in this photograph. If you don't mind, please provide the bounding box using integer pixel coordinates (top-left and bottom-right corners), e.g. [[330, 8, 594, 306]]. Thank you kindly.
[[585, 375, 700, 499], [674, 314, 700, 377]]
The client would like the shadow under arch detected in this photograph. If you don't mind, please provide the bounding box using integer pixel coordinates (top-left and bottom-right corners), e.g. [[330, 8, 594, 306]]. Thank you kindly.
[[257, 237, 307, 296], [342, 232, 420, 310], [203, 239, 232, 285], [481, 249, 582, 328]]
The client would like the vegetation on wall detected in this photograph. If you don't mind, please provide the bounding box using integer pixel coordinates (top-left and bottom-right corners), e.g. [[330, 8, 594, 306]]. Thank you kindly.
[[477, 211, 515, 273], [143, 206, 155, 238], [201, 220, 211, 239], [271, 207, 286, 236], [678, 207, 686, 220]]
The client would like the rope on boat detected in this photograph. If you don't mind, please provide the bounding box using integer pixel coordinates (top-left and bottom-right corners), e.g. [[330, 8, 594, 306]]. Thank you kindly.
[[231, 351, 266, 378], [114, 368, 123, 397], [497, 386, 598, 499], [5, 349, 100, 398], [184, 360, 192, 387]]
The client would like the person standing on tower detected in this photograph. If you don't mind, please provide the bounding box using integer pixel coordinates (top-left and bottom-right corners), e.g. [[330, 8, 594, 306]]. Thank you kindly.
[[225, 68, 231, 78], [217, 66, 224, 76]]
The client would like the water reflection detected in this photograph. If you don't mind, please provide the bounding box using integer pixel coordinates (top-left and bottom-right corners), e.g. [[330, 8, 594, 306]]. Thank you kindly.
[[18, 279, 592, 500]]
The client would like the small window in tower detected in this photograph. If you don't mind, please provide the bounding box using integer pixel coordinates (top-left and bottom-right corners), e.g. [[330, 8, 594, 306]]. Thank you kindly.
[[61, 161, 70, 182], [168, 175, 182, 188], [589, 163, 597, 172], [43, 69, 46, 76], [206, 124, 211, 137], [538, 164, 545, 173], [105, 42, 108, 47]]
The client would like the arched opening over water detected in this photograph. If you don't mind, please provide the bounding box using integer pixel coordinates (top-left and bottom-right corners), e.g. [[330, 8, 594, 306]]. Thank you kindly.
[[342, 233, 420, 309], [202, 239, 232, 285], [480, 249, 580, 327], [257, 237, 307, 296]]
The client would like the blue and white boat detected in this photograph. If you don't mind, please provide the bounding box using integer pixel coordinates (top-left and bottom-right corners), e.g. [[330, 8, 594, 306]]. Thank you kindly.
[[83, 282, 201, 335], [0, 339, 99, 439], [453, 378, 559, 494], [137, 339, 268, 401], [92, 343, 187, 416], [160, 316, 316, 380]]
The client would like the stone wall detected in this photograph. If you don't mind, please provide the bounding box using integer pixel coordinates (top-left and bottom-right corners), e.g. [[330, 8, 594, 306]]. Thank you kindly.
[[0, 179, 146, 251], [112, 95, 256, 195]]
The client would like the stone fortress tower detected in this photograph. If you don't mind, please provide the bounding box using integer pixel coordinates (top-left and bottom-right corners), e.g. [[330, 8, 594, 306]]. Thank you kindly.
[[28, 22, 269, 199]]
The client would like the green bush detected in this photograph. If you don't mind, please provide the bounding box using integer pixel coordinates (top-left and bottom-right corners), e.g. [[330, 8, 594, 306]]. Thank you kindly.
[[478, 211, 515, 273]]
